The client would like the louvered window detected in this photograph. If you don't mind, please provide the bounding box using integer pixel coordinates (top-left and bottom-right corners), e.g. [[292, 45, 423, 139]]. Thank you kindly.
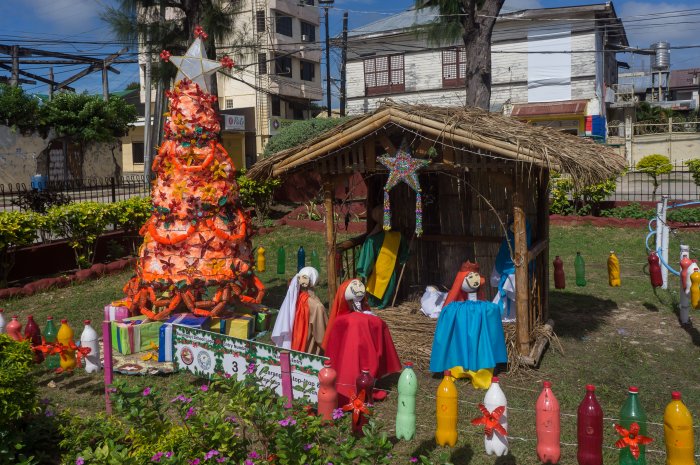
[[442, 47, 467, 88], [363, 54, 405, 96]]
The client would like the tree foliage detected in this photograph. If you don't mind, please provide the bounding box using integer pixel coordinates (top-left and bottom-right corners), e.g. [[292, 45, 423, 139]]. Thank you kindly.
[[685, 159, 700, 187], [0, 84, 40, 134], [237, 170, 281, 226], [262, 117, 352, 157], [636, 154, 673, 197]]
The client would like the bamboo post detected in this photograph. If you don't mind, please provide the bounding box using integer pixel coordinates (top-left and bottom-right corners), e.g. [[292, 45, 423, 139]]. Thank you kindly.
[[324, 179, 338, 303], [513, 175, 530, 356], [280, 350, 294, 408], [102, 320, 113, 414], [537, 169, 550, 323]]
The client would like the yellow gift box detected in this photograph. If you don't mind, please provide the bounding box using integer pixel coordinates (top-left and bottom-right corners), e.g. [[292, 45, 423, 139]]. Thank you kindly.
[[210, 316, 253, 339]]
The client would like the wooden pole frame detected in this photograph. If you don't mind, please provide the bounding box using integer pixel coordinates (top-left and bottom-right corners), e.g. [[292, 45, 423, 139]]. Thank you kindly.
[[323, 178, 338, 303], [513, 171, 530, 356]]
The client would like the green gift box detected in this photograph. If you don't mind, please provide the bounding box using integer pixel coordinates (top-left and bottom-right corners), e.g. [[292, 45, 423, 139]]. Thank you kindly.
[[255, 309, 278, 332], [110, 316, 163, 355]]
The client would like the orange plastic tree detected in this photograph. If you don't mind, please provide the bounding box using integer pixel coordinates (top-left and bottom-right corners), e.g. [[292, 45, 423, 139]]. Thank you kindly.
[[117, 28, 264, 320]]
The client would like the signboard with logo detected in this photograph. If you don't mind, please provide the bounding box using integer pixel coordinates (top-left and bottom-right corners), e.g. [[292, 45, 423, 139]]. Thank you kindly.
[[173, 325, 327, 402], [224, 114, 245, 131], [269, 116, 296, 136]]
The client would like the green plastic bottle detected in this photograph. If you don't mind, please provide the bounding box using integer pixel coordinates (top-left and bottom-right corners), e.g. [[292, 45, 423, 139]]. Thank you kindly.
[[310, 249, 320, 272], [44, 316, 60, 370], [395, 362, 417, 440], [574, 252, 587, 287], [277, 246, 285, 275], [619, 386, 648, 465]]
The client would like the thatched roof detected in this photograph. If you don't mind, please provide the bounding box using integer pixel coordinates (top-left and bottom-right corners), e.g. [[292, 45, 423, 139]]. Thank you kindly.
[[248, 101, 626, 185]]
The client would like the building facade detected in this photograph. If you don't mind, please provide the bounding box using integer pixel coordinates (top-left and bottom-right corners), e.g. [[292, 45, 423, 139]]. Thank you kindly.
[[345, 3, 628, 138]]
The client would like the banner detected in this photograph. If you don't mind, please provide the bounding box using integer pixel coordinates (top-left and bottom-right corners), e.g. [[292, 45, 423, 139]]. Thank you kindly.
[[172, 325, 327, 402]]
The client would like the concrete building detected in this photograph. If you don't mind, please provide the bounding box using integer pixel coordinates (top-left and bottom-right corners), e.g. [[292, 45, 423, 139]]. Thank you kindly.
[[344, 3, 628, 138]]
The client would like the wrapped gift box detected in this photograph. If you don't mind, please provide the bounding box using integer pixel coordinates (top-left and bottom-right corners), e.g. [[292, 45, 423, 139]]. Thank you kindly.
[[104, 304, 129, 322], [254, 309, 278, 332], [111, 316, 163, 355], [158, 313, 210, 362], [210, 315, 254, 339]]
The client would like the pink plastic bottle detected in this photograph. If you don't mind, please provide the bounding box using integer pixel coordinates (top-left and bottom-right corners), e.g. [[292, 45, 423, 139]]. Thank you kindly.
[[356, 367, 375, 403], [6, 315, 22, 341], [536, 381, 561, 464], [317, 360, 337, 420], [577, 384, 603, 465]]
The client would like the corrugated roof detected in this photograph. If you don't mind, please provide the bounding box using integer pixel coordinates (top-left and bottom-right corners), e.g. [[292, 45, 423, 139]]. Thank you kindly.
[[511, 100, 588, 117], [346, 6, 438, 38], [669, 68, 700, 89]]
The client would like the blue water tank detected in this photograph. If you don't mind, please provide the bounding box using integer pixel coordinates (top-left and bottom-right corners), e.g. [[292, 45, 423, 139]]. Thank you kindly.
[[31, 175, 47, 191]]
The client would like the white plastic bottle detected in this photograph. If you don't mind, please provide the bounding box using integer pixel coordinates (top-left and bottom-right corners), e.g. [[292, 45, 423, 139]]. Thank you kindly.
[[80, 319, 101, 373], [483, 376, 508, 456], [0, 308, 5, 334]]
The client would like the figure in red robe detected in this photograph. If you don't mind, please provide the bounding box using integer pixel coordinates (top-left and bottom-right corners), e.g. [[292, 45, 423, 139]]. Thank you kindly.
[[322, 279, 402, 403]]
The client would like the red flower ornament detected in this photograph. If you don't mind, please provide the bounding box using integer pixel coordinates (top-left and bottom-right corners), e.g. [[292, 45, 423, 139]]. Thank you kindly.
[[220, 55, 234, 69], [193, 25, 208, 40], [471, 403, 507, 438], [342, 389, 370, 431], [614, 422, 653, 460], [160, 50, 171, 62]]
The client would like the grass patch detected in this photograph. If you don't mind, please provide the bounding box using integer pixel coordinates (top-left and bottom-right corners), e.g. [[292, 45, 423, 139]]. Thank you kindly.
[[5, 225, 700, 464]]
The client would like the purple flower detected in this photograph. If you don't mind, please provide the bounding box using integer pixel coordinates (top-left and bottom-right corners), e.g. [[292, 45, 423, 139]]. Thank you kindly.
[[151, 452, 164, 462], [224, 415, 237, 423], [200, 384, 209, 392], [224, 373, 232, 379], [410, 458, 418, 463], [45, 409, 54, 417], [331, 408, 344, 420], [204, 450, 219, 460], [303, 443, 314, 451], [40, 398, 50, 405], [165, 452, 173, 458], [248, 451, 260, 459], [185, 407, 196, 420], [171, 394, 193, 403], [190, 460, 200, 465], [143, 387, 151, 396], [76, 458, 85, 465], [244, 461, 253, 465], [277, 416, 297, 427], [245, 362, 255, 374], [216, 459, 226, 464]]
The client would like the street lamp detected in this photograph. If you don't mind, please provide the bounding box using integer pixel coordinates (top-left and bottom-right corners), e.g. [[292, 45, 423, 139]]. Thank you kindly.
[[319, 0, 334, 117]]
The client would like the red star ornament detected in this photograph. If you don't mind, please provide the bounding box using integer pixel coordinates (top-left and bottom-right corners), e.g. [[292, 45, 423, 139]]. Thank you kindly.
[[471, 403, 507, 438], [342, 389, 370, 431], [614, 422, 653, 460]]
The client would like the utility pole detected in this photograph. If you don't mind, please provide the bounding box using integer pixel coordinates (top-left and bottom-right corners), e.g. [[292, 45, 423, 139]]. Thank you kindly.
[[319, 0, 334, 117], [48, 67, 54, 99], [102, 60, 109, 101], [143, 31, 153, 181], [10, 45, 19, 87], [340, 11, 348, 117]]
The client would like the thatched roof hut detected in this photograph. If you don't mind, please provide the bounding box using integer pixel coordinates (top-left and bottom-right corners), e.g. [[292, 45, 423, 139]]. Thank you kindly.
[[249, 102, 625, 362]]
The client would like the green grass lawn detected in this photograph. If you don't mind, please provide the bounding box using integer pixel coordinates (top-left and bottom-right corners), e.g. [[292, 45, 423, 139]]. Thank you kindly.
[[4, 225, 700, 464]]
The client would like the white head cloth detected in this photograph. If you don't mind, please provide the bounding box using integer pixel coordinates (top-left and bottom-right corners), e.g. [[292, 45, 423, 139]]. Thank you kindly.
[[271, 266, 319, 349]]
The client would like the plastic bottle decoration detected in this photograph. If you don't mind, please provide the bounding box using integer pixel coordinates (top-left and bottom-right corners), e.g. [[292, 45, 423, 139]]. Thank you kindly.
[[396, 362, 417, 440], [317, 360, 337, 421], [536, 381, 561, 464], [648, 252, 663, 288], [577, 384, 603, 465], [435, 370, 458, 447], [663, 391, 695, 465], [310, 249, 320, 273], [297, 246, 306, 273], [80, 320, 100, 373], [43, 316, 60, 370], [608, 251, 621, 287], [680, 257, 692, 292], [618, 386, 649, 465], [57, 319, 76, 372], [277, 246, 286, 275], [553, 256, 566, 289], [24, 315, 43, 363], [0, 308, 5, 334], [6, 315, 22, 341], [482, 376, 508, 456], [342, 390, 370, 435], [574, 252, 587, 287], [356, 368, 375, 404], [257, 246, 266, 272], [690, 270, 700, 309]]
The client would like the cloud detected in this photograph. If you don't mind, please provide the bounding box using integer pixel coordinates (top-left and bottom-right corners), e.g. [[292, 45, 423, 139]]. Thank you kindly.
[[619, 1, 697, 47], [502, 0, 544, 13], [23, 0, 101, 33]]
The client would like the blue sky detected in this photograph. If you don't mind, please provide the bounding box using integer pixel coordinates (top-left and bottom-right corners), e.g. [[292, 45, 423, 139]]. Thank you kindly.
[[0, 0, 698, 99]]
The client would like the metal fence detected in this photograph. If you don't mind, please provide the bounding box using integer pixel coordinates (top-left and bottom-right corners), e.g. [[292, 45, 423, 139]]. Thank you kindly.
[[607, 118, 700, 138], [608, 162, 699, 202], [0, 175, 151, 212]]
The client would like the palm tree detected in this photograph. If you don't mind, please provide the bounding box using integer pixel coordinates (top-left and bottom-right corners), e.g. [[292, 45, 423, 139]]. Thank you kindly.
[[415, 0, 505, 109]]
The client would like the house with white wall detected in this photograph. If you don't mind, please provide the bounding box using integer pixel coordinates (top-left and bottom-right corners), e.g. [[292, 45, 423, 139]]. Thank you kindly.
[[345, 3, 628, 138]]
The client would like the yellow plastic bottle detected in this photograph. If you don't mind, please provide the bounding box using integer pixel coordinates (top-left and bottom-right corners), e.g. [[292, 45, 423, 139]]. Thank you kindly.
[[608, 251, 621, 287], [664, 391, 695, 465], [435, 370, 458, 447], [690, 271, 700, 309], [257, 246, 266, 272], [57, 319, 76, 371]]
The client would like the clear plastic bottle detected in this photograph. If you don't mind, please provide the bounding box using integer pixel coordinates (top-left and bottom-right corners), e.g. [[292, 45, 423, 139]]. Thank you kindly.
[[664, 391, 695, 465], [395, 362, 417, 440], [536, 381, 560, 464], [435, 370, 458, 447], [484, 376, 508, 456], [0, 308, 5, 334]]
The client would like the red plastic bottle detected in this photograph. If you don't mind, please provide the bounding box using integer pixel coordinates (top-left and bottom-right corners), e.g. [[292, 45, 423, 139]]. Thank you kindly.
[[680, 256, 692, 291], [24, 315, 44, 363], [6, 315, 22, 341], [649, 252, 663, 288], [536, 381, 560, 464], [553, 256, 566, 289], [317, 360, 337, 420], [356, 367, 375, 403], [577, 384, 604, 465]]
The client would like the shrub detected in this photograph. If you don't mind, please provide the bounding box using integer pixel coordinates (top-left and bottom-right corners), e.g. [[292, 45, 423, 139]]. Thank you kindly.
[[577, 178, 617, 216], [262, 117, 352, 157], [667, 207, 700, 224], [60, 372, 392, 465], [237, 170, 281, 227], [11, 190, 72, 214], [0, 84, 40, 134], [685, 159, 700, 187], [636, 154, 673, 197], [549, 174, 617, 216], [0, 211, 39, 286], [110, 196, 152, 233], [600, 203, 654, 219], [549, 175, 574, 215], [45, 202, 113, 269]]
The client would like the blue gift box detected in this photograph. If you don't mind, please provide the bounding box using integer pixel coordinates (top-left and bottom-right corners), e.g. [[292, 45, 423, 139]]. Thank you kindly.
[[158, 313, 210, 362]]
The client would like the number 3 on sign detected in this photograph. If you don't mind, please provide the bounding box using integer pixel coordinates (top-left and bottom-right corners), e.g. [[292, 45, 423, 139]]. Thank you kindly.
[[223, 354, 246, 381]]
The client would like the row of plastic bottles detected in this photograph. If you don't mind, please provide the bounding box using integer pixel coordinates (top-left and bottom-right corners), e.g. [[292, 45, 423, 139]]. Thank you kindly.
[[0, 310, 100, 373], [553, 251, 621, 289], [273, 246, 321, 274]]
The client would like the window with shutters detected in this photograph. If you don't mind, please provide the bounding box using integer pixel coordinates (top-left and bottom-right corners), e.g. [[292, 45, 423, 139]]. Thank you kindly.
[[442, 47, 467, 88], [132, 142, 144, 164], [225, 98, 234, 109], [363, 54, 405, 96], [256, 10, 266, 33], [300, 60, 315, 81], [258, 53, 267, 75], [274, 53, 292, 77], [275, 12, 293, 37], [301, 21, 315, 42]]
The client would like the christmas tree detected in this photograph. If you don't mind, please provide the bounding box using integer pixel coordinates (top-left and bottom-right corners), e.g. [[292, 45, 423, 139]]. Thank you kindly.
[[118, 27, 264, 320]]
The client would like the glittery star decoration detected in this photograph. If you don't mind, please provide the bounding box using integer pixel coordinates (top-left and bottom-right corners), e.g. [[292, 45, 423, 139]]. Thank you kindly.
[[377, 142, 430, 236], [169, 37, 221, 93]]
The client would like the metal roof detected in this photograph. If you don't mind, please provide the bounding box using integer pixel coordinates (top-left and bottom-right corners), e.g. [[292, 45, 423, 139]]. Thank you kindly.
[[346, 6, 438, 38]]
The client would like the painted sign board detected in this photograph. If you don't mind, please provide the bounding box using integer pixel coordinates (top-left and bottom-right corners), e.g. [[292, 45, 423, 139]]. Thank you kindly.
[[172, 325, 327, 402], [224, 114, 245, 131]]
